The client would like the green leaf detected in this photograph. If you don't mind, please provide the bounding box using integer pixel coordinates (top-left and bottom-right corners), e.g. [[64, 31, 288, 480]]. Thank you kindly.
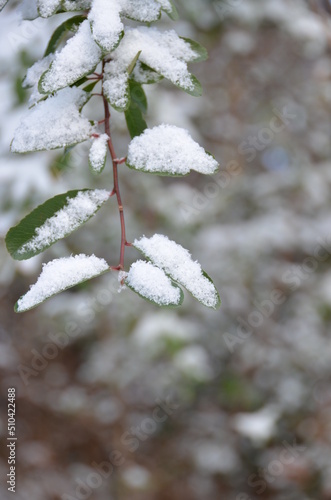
[[6, 189, 109, 261], [127, 51, 142, 75], [162, 0, 179, 20], [82, 80, 99, 93], [126, 280, 184, 307], [44, 15, 86, 57], [125, 106, 148, 139], [130, 62, 164, 85], [15, 254, 110, 313], [180, 37, 208, 62], [0, 0, 10, 12], [129, 80, 147, 113]]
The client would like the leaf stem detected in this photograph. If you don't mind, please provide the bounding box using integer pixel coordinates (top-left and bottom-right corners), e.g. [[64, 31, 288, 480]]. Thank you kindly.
[[102, 62, 128, 270]]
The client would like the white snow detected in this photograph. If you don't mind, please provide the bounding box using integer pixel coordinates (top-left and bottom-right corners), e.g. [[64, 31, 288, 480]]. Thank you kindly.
[[17, 189, 109, 255], [23, 53, 55, 105], [37, 0, 61, 17], [16, 254, 109, 312], [103, 26, 200, 108], [89, 134, 108, 172], [40, 20, 102, 94], [88, 0, 123, 52], [126, 260, 182, 306], [134, 234, 220, 308], [11, 87, 95, 153], [62, 0, 92, 11], [122, 0, 161, 22], [127, 124, 219, 175]]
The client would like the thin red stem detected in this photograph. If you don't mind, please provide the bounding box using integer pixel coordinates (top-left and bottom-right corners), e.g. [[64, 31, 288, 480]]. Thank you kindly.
[[102, 63, 128, 270]]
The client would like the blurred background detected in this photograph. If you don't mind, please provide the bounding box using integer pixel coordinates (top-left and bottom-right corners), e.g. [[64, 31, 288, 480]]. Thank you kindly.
[[1, 0, 331, 498]]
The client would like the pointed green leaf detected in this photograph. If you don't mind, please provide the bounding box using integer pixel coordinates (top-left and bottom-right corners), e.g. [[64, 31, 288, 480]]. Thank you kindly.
[[15, 254, 110, 313], [125, 105, 148, 139], [6, 189, 109, 260], [44, 15, 86, 57], [162, 0, 179, 20], [178, 74, 203, 97], [127, 51, 142, 75]]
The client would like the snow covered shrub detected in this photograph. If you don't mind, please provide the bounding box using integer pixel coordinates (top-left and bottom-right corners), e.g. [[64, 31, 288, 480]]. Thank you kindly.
[[3, 0, 221, 312]]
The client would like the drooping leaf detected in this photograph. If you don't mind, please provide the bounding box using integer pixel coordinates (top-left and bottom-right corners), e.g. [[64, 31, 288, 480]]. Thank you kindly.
[[39, 20, 102, 94], [15, 254, 110, 312], [11, 87, 94, 153], [125, 80, 148, 138], [6, 189, 109, 260], [125, 260, 184, 307], [44, 15, 86, 57], [134, 234, 221, 309], [89, 134, 108, 173], [126, 124, 219, 176]]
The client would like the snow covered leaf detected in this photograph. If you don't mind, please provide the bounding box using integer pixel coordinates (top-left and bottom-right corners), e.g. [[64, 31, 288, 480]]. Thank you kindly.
[[61, 0, 92, 11], [89, 134, 108, 173], [22, 53, 55, 105], [88, 0, 124, 52], [127, 124, 219, 176], [134, 234, 221, 309], [44, 15, 86, 57], [102, 27, 204, 102], [180, 37, 208, 62], [130, 61, 163, 85], [39, 20, 102, 94], [125, 260, 184, 307], [158, 0, 178, 20], [6, 189, 110, 260], [38, 0, 61, 17], [0, 0, 9, 12], [11, 87, 94, 153], [15, 254, 110, 312], [122, 0, 162, 22]]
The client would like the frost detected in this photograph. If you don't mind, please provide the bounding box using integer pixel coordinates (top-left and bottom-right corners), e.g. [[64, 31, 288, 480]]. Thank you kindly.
[[103, 27, 200, 108], [11, 87, 94, 153], [40, 20, 102, 94], [23, 53, 55, 105], [16, 254, 109, 312], [134, 234, 220, 308], [126, 260, 182, 306], [17, 190, 109, 255], [89, 134, 108, 173], [37, 0, 61, 17], [127, 124, 219, 176], [88, 0, 123, 52]]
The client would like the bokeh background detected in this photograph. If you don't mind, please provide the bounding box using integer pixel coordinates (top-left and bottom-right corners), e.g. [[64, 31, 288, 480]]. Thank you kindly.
[[1, 0, 331, 498]]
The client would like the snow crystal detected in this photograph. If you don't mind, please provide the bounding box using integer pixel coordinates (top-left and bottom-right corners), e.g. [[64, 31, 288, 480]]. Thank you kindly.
[[89, 134, 109, 172], [134, 234, 220, 308], [126, 260, 182, 306], [103, 27, 199, 107], [17, 190, 109, 255], [127, 124, 219, 175], [23, 53, 55, 105], [88, 0, 123, 52], [40, 20, 102, 94], [16, 254, 109, 312], [37, 0, 61, 17], [11, 87, 94, 153]]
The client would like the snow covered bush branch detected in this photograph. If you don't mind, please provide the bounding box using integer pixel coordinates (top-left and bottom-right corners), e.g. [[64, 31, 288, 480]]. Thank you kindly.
[[3, 0, 221, 312]]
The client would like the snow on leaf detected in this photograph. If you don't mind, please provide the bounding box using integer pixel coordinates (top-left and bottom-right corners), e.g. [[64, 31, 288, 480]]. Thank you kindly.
[[134, 234, 221, 309], [126, 260, 183, 307], [122, 0, 161, 22], [89, 134, 108, 173], [127, 124, 219, 176], [88, 0, 124, 52], [15, 254, 110, 313], [6, 189, 109, 260], [62, 0, 92, 11], [37, 0, 61, 17], [39, 20, 102, 94], [11, 87, 95, 153], [102, 26, 203, 107], [23, 53, 55, 105]]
